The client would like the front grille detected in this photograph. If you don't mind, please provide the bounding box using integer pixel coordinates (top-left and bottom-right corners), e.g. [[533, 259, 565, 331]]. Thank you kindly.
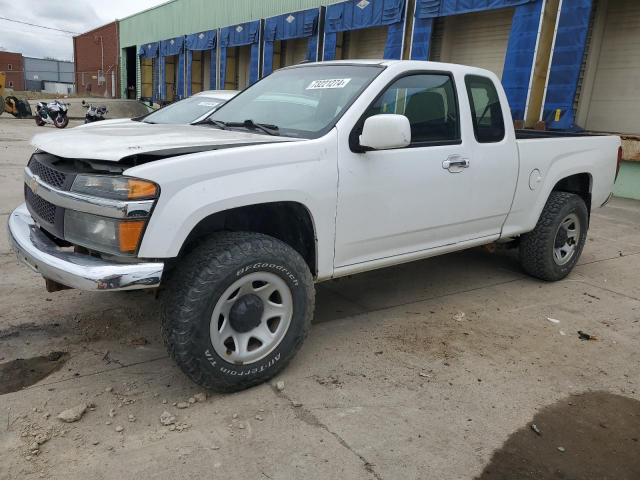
[[25, 185, 57, 225], [28, 156, 67, 189]]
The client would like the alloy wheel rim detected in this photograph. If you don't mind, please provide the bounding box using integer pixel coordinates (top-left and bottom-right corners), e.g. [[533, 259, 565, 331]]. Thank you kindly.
[[553, 213, 580, 266], [210, 272, 293, 365]]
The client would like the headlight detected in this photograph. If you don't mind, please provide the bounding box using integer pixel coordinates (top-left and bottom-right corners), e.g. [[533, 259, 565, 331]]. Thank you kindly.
[[71, 175, 158, 200], [64, 210, 147, 255]]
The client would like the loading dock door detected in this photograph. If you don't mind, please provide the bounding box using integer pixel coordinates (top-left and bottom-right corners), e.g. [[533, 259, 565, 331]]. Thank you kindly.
[[436, 8, 514, 78], [577, 0, 640, 134], [191, 51, 203, 94], [159, 36, 185, 101], [138, 42, 159, 101], [223, 45, 251, 90], [345, 26, 389, 59], [285, 38, 309, 65], [186, 30, 217, 94], [141, 58, 154, 99], [220, 21, 262, 90]]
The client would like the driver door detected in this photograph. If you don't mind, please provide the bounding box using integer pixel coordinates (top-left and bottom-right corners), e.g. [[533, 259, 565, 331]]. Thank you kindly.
[[333, 72, 476, 268]]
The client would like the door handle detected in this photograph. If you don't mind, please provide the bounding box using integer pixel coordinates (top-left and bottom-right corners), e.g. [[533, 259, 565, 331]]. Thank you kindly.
[[442, 156, 470, 172]]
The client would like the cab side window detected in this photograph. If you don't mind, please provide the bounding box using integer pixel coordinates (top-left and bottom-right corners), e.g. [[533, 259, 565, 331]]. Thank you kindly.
[[465, 75, 505, 143], [363, 74, 460, 145]]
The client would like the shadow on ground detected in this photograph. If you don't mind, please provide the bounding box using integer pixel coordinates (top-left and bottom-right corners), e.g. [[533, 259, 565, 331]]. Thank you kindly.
[[0, 351, 69, 394], [477, 392, 640, 480]]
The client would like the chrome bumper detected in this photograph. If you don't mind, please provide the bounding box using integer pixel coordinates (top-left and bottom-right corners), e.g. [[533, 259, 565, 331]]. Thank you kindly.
[[8, 204, 164, 291]]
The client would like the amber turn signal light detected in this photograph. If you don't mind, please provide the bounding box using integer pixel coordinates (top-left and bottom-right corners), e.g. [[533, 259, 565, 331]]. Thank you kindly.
[[118, 220, 146, 253]]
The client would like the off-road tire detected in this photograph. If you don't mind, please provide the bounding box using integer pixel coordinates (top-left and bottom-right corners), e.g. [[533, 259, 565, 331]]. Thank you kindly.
[[0, 96, 4, 116], [519, 192, 588, 281], [161, 231, 315, 392]]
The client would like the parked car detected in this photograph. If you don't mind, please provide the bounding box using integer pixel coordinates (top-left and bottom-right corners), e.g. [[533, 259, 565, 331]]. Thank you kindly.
[[78, 90, 238, 129], [9, 61, 621, 392]]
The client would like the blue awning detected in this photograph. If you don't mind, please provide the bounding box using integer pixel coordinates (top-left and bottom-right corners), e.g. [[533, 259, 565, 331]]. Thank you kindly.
[[219, 20, 262, 87], [415, 0, 534, 18], [186, 30, 217, 51], [185, 30, 218, 94], [263, 8, 321, 76], [325, 0, 404, 33], [323, 0, 407, 61], [264, 8, 319, 42], [139, 42, 159, 58], [220, 20, 261, 48], [160, 36, 185, 57], [542, 0, 593, 129]]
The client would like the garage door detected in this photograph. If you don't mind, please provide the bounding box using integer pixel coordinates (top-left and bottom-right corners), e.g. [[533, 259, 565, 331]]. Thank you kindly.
[[579, 0, 640, 134], [284, 38, 309, 66], [437, 8, 514, 78], [346, 26, 388, 59]]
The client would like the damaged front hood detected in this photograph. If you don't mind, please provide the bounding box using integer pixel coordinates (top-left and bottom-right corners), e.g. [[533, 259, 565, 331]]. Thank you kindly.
[[32, 123, 297, 162]]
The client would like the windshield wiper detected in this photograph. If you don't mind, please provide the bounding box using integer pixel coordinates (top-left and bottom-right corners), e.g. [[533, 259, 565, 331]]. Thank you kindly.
[[198, 118, 229, 130], [226, 119, 280, 136]]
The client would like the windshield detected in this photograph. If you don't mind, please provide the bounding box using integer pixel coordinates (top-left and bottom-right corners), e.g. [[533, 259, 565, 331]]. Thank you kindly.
[[144, 96, 226, 124], [207, 64, 384, 138]]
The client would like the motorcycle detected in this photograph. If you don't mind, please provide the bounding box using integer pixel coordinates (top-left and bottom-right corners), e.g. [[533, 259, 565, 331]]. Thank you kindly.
[[35, 100, 69, 129], [82, 100, 108, 123]]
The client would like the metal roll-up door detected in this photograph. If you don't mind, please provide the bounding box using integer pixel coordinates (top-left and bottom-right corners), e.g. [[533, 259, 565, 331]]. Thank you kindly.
[[440, 8, 514, 78], [285, 38, 309, 66], [579, 0, 640, 133], [141, 58, 153, 98], [429, 17, 445, 62], [346, 25, 389, 59]]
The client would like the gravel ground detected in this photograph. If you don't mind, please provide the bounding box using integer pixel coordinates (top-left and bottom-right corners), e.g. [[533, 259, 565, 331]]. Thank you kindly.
[[1, 117, 639, 480]]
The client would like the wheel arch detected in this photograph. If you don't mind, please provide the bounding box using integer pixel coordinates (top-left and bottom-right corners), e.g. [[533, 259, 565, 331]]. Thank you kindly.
[[177, 201, 318, 277], [551, 172, 593, 214]]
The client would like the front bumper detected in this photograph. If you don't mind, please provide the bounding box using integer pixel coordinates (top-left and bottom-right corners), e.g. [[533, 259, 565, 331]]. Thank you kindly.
[[8, 204, 164, 291]]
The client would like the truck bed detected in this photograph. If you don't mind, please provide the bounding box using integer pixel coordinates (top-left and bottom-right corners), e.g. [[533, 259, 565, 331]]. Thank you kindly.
[[515, 129, 605, 139]]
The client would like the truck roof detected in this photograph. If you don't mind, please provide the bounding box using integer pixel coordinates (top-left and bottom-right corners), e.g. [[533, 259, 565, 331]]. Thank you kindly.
[[285, 60, 499, 78]]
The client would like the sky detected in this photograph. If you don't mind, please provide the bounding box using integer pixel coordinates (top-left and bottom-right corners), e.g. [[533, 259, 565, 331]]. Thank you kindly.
[[0, 0, 168, 61]]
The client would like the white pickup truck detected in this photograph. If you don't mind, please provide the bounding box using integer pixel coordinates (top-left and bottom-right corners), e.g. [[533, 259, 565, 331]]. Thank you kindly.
[[9, 60, 621, 392]]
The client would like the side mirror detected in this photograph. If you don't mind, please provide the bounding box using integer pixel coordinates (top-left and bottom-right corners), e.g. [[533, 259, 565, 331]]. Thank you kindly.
[[359, 114, 411, 151]]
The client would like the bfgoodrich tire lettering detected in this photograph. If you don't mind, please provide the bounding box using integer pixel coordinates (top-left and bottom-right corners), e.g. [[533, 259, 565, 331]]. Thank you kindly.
[[519, 192, 588, 281], [161, 231, 315, 392]]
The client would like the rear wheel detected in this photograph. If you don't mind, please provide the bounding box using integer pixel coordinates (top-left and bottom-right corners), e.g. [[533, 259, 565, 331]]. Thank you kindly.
[[35, 116, 45, 127], [0, 96, 4, 116], [519, 192, 588, 281], [162, 232, 315, 392]]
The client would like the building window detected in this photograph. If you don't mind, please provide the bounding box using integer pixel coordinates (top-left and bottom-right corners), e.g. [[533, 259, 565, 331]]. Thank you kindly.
[[9, 81, 13, 87], [8, 64, 12, 70]]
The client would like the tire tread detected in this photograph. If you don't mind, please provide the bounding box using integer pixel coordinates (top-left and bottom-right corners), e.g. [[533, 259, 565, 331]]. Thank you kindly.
[[161, 231, 314, 392]]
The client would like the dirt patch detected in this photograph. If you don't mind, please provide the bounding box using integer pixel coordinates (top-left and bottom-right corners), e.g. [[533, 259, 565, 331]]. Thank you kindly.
[[0, 352, 69, 394], [477, 392, 640, 480]]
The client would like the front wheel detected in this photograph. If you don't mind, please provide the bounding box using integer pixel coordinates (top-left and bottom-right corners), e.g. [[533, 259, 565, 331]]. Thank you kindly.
[[519, 192, 588, 281], [162, 232, 315, 392], [54, 114, 69, 129]]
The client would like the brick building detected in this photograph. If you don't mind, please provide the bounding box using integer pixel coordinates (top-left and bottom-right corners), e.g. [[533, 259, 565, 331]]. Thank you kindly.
[[0, 51, 25, 91], [73, 21, 120, 97]]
